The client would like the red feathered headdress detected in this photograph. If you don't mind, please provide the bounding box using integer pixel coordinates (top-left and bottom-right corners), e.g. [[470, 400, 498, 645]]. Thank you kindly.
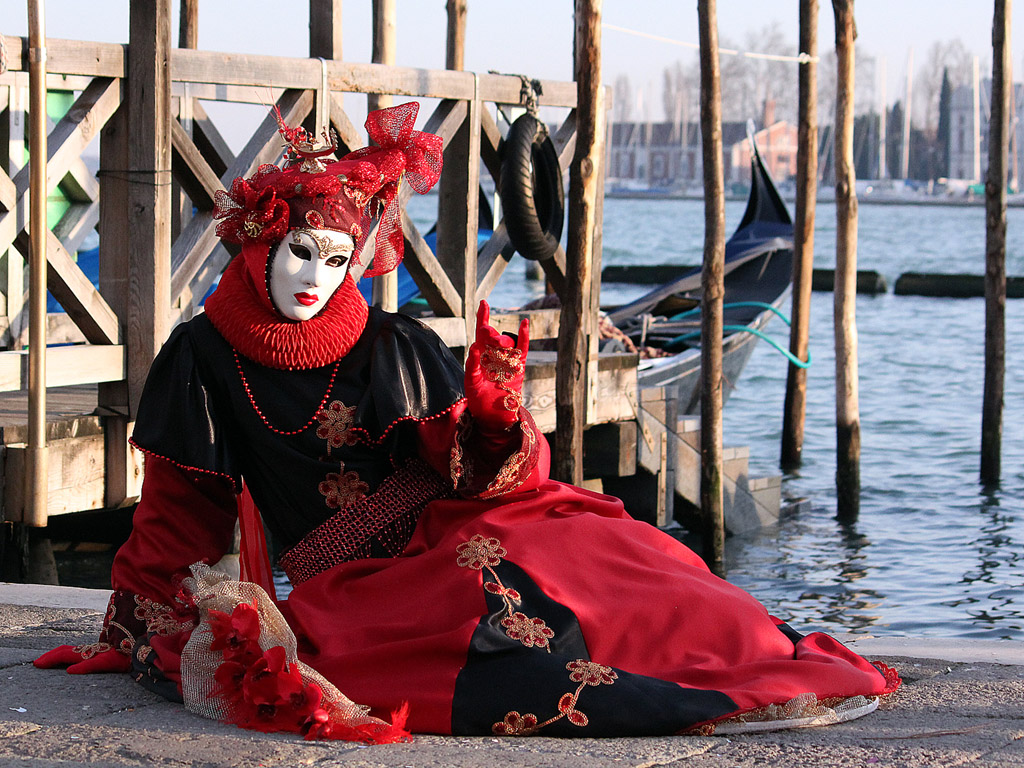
[[212, 102, 443, 310]]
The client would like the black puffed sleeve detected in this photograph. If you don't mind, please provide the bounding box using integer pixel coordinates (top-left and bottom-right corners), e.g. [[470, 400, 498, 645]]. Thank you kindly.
[[129, 318, 242, 489], [353, 313, 466, 442]]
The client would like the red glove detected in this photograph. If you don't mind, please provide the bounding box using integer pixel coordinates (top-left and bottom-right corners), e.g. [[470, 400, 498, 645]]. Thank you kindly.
[[34, 643, 131, 674], [465, 300, 529, 431]]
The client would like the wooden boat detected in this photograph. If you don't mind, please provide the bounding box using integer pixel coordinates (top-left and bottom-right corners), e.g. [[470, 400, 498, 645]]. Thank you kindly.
[[606, 137, 795, 415]]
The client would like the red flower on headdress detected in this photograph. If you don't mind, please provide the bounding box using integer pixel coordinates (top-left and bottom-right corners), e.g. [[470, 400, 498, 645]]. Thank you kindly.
[[213, 167, 290, 246]]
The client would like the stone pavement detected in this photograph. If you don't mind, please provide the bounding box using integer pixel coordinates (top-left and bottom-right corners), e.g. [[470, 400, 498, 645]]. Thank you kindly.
[[2, 583, 1023, 767]]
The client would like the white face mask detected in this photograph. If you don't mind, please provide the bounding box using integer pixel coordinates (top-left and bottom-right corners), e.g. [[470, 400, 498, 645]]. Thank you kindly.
[[268, 228, 355, 321]]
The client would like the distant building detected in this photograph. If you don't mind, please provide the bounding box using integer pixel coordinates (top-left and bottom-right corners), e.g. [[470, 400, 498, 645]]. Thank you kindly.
[[948, 78, 1024, 187], [608, 111, 797, 190]]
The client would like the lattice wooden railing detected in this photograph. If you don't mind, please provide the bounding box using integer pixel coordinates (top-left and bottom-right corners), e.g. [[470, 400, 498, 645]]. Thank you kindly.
[[0, 32, 606, 514]]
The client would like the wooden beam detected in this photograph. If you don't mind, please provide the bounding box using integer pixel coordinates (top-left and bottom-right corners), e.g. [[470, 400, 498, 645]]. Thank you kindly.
[[1, 37, 126, 78], [396, 209, 463, 316], [179, 0, 198, 48], [781, 0, 819, 471], [417, 316, 466, 347], [0, 77, 120, 252], [982, 0, 1010, 483], [169, 50, 580, 107], [0, 166, 16, 212], [329, 92, 364, 153], [12, 229, 120, 345], [587, 101, 609, 425], [170, 211, 220, 300], [310, 0, 343, 59], [127, 0, 173, 417], [479, 106, 503, 183], [42, 78, 121, 195], [370, 0, 398, 310], [52, 199, 99, 255], [475, 223, 518, 300], [171, 81, 286, 106], [555, 1, 602, 485], [170, 116, 225, 209], [423, 98, 469, 149], [698, 0, 726, 571], [190, 99, 233, 178], [98, 100, 132, 507], [832, 0, 861, 520], [446, 0, 467, 71], [552, 109, 579, 171], [436, 95, 480, 348], [539, 244, 567, 296], [10, 225, 117, 345], [58, 155, 101, 204], [0, 345, 125, 392], [490, 308, 559, 339]]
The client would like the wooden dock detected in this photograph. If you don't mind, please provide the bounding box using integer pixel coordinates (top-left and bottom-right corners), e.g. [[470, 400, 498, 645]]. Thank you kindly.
[[0, 3, 780, 579]]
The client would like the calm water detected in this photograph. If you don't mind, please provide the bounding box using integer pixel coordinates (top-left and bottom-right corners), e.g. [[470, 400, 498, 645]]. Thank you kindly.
[[411, 196, 1024, 641]]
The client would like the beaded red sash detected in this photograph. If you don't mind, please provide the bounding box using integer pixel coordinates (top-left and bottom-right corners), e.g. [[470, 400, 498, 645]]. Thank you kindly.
[[278, 459, 454, 585]]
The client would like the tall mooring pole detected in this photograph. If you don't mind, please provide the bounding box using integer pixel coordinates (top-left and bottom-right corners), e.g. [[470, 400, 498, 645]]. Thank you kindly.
[[370, 0, 398, 312], [832, 0, 860, 521], [26, 0, 48, 528], [446, 0, 467, 71], [781, 0, 819, 471], [555, 0, 603, 486], [982, 0, 1011, 484], [179, 0, 198, 48], [310, 0, 342, 60], [697, 0, 725, 572]]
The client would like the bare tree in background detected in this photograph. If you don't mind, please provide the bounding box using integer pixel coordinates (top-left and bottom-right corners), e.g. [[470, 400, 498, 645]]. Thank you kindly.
[[719, 35, 758, 121], [716, 23, 801, 124], [916, 39, 972, 131], [817, 48, 877, 120], [613, 74, 633, 123]]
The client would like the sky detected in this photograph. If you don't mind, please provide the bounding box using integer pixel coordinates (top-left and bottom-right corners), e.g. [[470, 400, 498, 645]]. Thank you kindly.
[[6, 1, 1024, 131]]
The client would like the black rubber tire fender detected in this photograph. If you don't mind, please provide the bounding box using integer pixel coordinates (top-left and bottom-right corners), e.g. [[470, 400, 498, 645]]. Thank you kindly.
[[499, 113, 565, 261]]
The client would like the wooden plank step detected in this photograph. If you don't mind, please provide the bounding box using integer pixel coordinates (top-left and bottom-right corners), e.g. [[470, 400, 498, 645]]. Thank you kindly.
[[634, 389, 781, 533]]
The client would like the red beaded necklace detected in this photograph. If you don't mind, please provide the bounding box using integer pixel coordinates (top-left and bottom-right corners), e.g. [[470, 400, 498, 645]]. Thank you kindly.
[[233, 349, 342, 436]]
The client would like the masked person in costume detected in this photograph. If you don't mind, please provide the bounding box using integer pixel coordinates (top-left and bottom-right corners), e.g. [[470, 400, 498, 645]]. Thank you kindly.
[[35, 103, 898, 742]]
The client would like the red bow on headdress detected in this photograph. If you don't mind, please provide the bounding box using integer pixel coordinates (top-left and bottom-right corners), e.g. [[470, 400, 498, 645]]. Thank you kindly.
[[345, 102, 444, 276]]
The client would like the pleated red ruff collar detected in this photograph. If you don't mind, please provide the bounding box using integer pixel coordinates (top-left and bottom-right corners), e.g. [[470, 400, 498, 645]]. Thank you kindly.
[[204, 257, 369, 370]]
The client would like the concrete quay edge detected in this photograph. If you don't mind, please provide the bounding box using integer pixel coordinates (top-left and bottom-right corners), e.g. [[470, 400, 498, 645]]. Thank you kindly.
[[4, 582, 1021, 665], [3, 583, 1024, 768]]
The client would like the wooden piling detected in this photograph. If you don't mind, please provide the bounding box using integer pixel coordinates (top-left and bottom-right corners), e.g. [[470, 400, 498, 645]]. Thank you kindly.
[[446, 0, 467, 71], [25, 0, 48, 528], [555, 0, 602, 486], [370, 0, 398, 311], [178, 0, 198, 49], [126, 1, 172, 418], [369, 0, 396, 110], [832, 0, 860, 520], [781, 0, 818, 472], [98, 103, 134, 510], [982, 0, 1010, 484], [697, 0, 725, 571], [309, 0, 342, 60]]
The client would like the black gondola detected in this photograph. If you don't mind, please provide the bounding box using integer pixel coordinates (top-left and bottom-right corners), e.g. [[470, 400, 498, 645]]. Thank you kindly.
[[606, 133, 796, 414]]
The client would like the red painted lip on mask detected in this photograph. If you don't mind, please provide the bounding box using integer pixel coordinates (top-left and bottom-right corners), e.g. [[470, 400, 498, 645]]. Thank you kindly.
[[294, 292, 319, 306]]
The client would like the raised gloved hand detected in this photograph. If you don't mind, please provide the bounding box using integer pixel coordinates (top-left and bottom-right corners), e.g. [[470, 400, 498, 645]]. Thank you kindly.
[[34, 643, 131, 674], [464, 300, 529, 432]]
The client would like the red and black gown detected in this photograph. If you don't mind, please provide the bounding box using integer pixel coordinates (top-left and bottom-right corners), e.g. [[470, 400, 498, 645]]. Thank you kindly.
[[101, 289, 897, 738]]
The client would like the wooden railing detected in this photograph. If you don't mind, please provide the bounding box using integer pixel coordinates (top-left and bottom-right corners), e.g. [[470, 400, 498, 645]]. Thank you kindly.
[[0, 28, 605, 515]]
